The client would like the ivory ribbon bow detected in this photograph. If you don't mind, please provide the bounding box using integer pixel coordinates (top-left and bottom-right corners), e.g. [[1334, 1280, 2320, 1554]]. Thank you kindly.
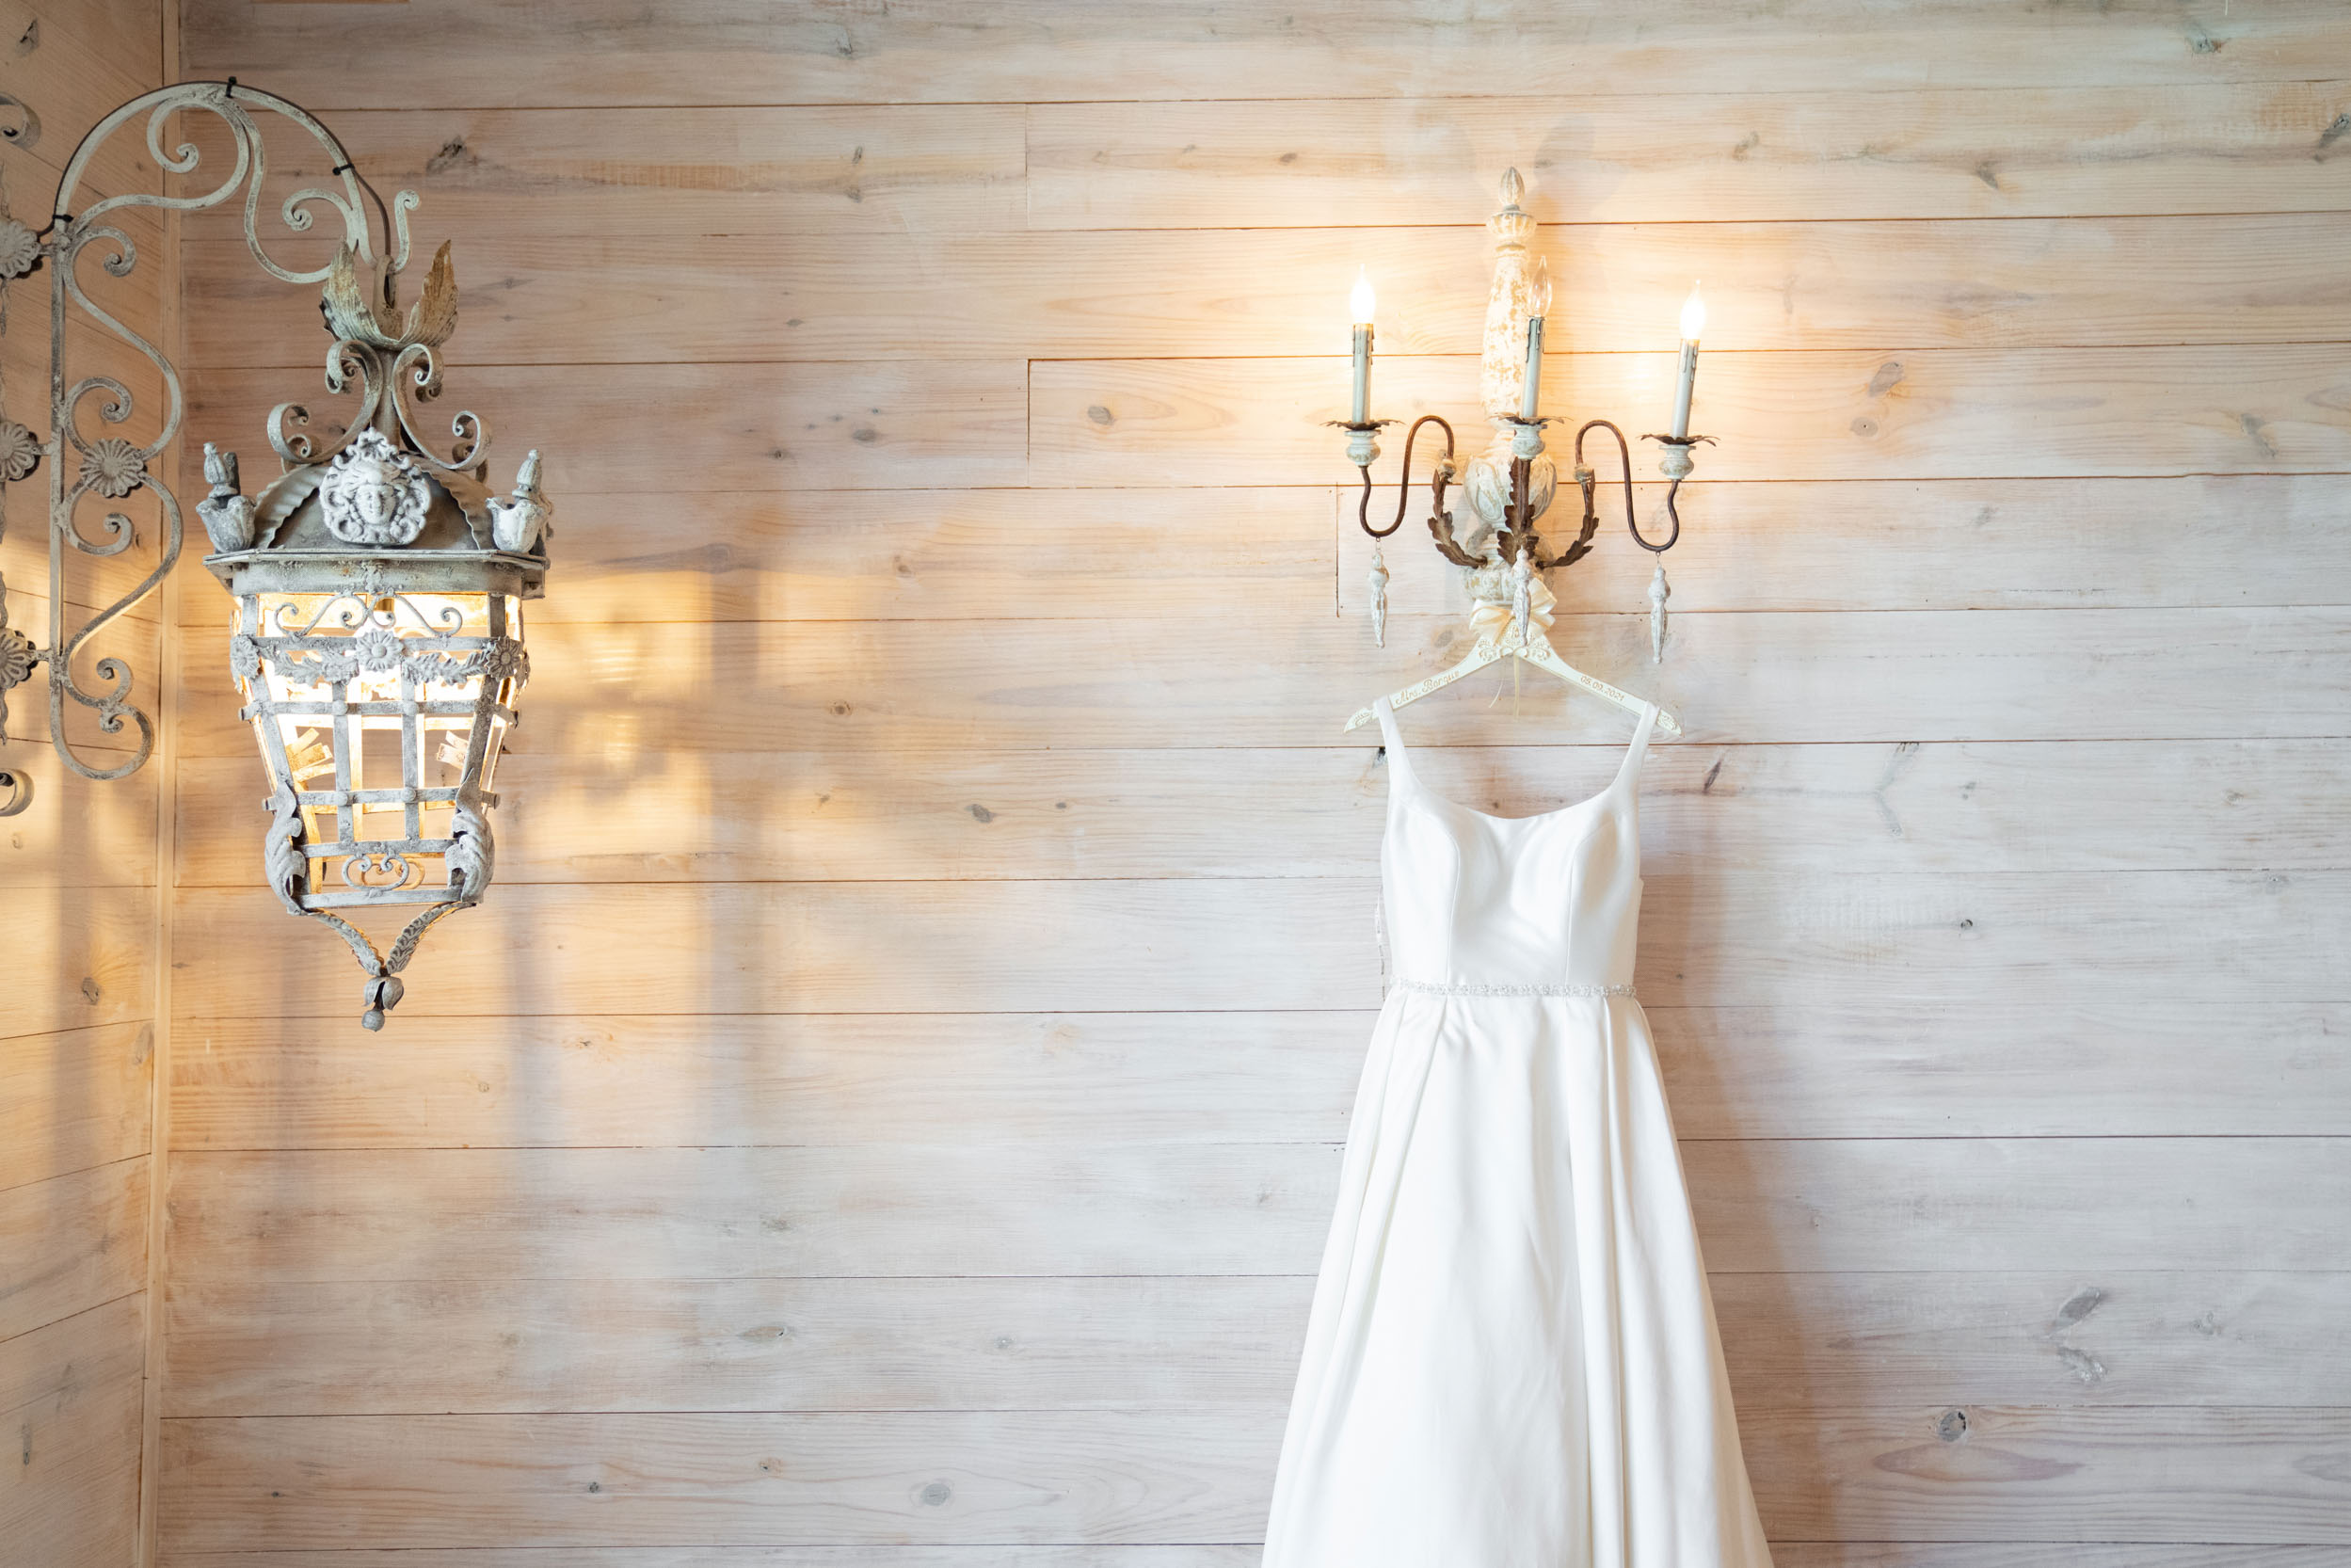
[[1467, 574, 1558, 646]]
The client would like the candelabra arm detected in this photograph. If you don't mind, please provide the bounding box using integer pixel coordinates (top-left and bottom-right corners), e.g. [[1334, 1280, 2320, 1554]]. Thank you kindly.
[[1635, 432, 1714, 553], [1338, 415, 1455, 541], [1506, 456, 1530, 560], [1390, 415, 1454, 539], [1534, 420, 1628, 572], [1493, 415, 1554, 565], [1351, 461, 1379, 536], [1332, 417, 1390, 531], [1653, 477, 1685, 553]]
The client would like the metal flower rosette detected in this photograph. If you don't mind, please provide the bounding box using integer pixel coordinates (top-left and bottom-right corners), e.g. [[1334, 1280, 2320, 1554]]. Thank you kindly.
[[202, 241, 552, 1030]]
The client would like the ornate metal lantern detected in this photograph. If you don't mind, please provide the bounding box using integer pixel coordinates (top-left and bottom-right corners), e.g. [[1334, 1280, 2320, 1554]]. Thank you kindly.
[[200, 243, 552, 1030], [0, 79, 549, 1022]]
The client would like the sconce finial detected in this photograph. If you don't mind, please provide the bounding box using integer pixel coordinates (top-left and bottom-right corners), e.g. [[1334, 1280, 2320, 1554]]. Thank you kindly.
[[1489, 168, 1535, 253]]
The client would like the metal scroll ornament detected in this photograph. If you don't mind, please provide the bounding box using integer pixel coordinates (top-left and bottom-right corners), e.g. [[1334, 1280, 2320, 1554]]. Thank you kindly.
[[1, 80, 441, 813], [0, 78, 550, 1019], [205, 239, 552, 1030]]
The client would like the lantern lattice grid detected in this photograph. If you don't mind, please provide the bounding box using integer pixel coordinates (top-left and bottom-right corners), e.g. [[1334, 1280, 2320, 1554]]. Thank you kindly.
[[232, 585, 528, 984]]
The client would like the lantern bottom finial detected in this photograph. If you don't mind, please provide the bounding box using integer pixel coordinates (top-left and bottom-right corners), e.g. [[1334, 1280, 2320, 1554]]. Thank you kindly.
[[360, 974, 406, 1031]]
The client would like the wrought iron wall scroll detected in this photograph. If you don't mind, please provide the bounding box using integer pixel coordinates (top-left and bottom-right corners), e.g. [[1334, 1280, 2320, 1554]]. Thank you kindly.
[[0, 78, 414, 815]]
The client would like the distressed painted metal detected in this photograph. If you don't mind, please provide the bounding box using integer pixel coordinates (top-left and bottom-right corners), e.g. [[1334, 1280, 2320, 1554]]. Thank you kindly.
[[0, 80, 552, 1018], [0, 80, 427, 810], [203, 240, 552, 1030]]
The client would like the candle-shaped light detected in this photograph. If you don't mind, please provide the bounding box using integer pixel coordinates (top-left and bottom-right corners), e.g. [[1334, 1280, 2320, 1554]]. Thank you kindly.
[[1350, 266, 1377, 425], [1519, 257, 1551, 421], [1671, 280, 1705, 440]]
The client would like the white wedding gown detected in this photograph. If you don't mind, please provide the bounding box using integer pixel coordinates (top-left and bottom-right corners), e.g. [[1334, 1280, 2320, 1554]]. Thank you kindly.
[[1262, 696, 1773, 1568]]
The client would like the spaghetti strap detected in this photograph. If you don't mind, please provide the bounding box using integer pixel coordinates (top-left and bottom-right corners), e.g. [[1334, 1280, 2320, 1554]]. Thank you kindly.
[[1610, 700, 1659, 793], [1373, 696, 1420, 793]]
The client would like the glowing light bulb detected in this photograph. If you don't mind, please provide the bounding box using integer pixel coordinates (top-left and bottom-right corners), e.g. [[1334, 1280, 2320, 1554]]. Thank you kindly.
[[1519, 258, 1549, 421], [1347, 267, 1376, 425], [1670, 281, 1705, 440]]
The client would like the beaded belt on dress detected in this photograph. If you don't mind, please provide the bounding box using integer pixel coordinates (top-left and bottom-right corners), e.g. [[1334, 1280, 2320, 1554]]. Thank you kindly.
[[1388, 978, 1636, 999]]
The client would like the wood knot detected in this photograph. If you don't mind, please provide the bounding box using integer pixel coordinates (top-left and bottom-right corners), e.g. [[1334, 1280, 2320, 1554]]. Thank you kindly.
[[2053, 1286, 2105, 1327]]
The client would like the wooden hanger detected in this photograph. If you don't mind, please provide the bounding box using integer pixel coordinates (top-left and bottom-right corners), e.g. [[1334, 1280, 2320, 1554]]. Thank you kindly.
[[1343, 609, 1683, 737]]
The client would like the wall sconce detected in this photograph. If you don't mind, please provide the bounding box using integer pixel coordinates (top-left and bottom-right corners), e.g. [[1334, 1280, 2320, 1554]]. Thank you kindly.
[[1338, 168, 1706, 662], [0, 80, 550, 1027]]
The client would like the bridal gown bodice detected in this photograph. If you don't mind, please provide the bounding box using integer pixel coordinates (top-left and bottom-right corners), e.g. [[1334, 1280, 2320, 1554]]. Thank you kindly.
[[1382, 702, 1646, 995], [1261, 694, 1773, 1568]]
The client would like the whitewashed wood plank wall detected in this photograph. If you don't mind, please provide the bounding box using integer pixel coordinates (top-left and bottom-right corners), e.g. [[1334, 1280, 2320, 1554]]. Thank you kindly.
[[0, 3, 173, 1562], [145, 1, 2351, 1563]]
